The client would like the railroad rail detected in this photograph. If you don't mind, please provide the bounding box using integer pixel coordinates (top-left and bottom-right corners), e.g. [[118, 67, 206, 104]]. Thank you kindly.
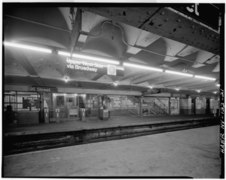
[[4, 118, 219, 155]]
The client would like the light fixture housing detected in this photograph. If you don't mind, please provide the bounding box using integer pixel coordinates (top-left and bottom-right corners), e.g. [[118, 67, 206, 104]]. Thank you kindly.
[[148, 86, 153, 89], [58, 51, 120, 65], [4, 41, 52, 53], [64, 76, 70, 83], [123, 62, 163, 72], [194, 75, 216, 81], [113, 81, 119, 86], [165, 70, 193, 77]]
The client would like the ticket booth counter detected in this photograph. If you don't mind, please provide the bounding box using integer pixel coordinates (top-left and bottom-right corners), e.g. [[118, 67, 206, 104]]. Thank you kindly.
[[4, 91, 41, 125]]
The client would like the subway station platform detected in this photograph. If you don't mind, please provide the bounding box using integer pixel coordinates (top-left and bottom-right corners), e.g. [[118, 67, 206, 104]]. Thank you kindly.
[[3, 125, 221, 178], [5, 114, 215, 136]]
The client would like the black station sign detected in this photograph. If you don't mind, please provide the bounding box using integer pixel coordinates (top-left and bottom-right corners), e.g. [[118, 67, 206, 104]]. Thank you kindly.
[[30, 86, 57, 93], [172, 4, 220, 31]]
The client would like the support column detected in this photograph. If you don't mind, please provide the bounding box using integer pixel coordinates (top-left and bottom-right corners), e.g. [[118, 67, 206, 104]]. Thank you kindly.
[[139, 96, 143, 117], [169, 97, 171, 115]]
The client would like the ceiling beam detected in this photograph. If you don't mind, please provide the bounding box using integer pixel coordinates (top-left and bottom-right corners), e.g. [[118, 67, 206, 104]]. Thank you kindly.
[[164, 78, 200, 87], [70, 8, 82, 54], [83, 7, 220, 54], [132, 72, 163, 84], [9, 50, 45, 86]]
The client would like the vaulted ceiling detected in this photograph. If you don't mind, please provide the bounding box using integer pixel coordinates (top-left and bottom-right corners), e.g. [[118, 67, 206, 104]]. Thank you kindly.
[[3, 4, 221, 95]]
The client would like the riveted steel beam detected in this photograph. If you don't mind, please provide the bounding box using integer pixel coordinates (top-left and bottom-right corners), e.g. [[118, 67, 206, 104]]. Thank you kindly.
[[82, 6, 220, 54]]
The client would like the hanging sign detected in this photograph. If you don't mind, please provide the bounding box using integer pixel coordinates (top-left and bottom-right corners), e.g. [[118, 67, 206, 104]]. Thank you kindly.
[[66, 57, 104, 73], [66, 57, 123, 76]]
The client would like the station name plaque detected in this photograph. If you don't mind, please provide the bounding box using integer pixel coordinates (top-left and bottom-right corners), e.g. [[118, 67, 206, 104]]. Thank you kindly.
[[30, 86, 57, 92]]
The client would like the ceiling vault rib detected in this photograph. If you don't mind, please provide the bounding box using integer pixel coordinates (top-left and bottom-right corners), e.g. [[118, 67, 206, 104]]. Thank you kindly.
[[5, 14, 70, 33], [70, 8, 82, 54]]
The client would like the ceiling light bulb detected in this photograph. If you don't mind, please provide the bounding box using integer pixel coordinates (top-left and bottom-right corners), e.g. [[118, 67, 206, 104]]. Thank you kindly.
[[148, 86, 153, 89], [64, 76, 69, 83], [113, 81, 119, 86]]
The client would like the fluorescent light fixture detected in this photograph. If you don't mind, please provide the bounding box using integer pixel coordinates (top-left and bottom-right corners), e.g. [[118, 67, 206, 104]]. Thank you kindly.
[[4, 41, 52, 53], [58, 51, 71, 57], [194, 75, 216, 81], [123, 62, 163, 72], [58, 51, 119, 65], [216, 83, 220, 87], [165, 70, 193, 77]]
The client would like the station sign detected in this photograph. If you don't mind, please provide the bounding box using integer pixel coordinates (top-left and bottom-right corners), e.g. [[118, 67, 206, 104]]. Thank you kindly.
[[172, 4, 220, 31], [30, 86, 57, 93], [66, 57, 123, 76]]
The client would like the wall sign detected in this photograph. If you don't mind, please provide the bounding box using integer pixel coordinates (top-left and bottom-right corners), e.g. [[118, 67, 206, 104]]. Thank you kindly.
[[30, 86, 57, 93]]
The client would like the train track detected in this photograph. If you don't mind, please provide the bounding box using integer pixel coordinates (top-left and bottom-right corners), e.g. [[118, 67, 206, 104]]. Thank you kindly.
[[4, 118, 219, 155]]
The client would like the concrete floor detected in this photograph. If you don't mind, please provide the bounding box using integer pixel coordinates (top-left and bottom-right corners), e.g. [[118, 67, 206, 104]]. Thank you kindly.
[[3, 126, 221, 178]]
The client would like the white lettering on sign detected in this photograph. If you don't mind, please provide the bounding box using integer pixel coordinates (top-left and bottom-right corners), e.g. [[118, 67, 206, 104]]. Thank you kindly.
[[186, 4, 199, 16], [66, 57, 105, 73]]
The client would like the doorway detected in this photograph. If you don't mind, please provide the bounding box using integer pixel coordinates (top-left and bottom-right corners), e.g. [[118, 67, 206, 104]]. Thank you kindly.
[[206, 98, 211, 114]]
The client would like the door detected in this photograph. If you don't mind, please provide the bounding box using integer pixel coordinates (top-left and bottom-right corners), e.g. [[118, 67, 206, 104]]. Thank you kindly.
[[206, 98, 211, 114]]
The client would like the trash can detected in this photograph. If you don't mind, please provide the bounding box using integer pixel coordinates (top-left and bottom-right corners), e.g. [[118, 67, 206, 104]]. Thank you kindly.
[[99, 109, 109, 120], [79, 108, 86, 121]]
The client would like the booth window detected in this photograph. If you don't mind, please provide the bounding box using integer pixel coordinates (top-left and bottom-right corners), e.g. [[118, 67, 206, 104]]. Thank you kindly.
[[4, 91, 40, 112]]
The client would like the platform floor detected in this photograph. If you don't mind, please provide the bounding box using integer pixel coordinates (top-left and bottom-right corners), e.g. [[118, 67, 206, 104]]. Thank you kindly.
[[3, 125, 220, 178], [5, 114, 215, 136]]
